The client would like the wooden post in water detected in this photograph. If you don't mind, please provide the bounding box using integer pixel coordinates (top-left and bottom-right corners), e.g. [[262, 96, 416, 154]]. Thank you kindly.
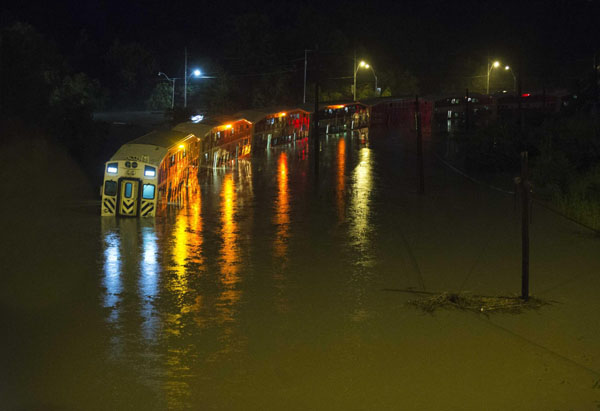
[[520, 151, 530, 300], [415, 95, 424, 195]]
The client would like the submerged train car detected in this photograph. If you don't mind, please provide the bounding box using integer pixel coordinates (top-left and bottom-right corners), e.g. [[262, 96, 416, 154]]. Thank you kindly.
[[101, 128, 203, 217], [318, 102, 369, 134], [252, 108, 311, 150], [102, 99, 423, 217]]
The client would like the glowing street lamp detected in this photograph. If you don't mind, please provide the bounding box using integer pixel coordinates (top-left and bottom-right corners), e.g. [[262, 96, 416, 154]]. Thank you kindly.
[[184, 66, 202, 108], [353, 61, 378, 100], [505, 65, 517, 93], [486, 60, 501, 95]]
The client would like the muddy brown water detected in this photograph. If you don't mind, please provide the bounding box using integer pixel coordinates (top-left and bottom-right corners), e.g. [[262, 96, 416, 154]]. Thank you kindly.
[[1, 129, 599, 410]]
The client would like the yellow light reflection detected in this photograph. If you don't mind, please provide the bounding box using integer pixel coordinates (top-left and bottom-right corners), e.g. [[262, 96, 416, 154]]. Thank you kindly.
[[274, 152, 290, 258], [337, 138, 346, 222], [349, 148, 373, 254], [162, 187, 204, 409], [215, 173, 242, 350], [220, 174, 239, 285]]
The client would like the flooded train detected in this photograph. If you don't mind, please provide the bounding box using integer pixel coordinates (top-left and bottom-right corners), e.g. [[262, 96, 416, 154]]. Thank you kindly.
[[101, 98, 426, 217]]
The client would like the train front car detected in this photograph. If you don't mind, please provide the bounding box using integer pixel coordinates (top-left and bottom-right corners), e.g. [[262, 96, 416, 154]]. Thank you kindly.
[[101, 129, 189, 217]]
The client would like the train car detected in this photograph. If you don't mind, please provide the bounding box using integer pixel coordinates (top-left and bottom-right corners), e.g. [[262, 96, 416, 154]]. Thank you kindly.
[[251, 107, 311, 150], [202, 115, 254, 168], [100, 102, 380, 217], [318, 102, 369, 134], [101, 128, 203, 217], [366, 97, 432, 129]]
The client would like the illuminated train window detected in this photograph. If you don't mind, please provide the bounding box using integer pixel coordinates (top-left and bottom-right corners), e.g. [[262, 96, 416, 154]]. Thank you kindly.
[[143, 184, 155, 199], [124, 183, 133, 198]]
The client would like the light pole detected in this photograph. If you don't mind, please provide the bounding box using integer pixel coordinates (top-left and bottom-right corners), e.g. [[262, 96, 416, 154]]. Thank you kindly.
[[158, 72, 178, 109], [354, 60, 375, 100], [505, 65, 517, 93], [303, 49, 309, 104], [367, 64, 378, 95], [185, 68, 202, 108], [486, 60, 500, 95]]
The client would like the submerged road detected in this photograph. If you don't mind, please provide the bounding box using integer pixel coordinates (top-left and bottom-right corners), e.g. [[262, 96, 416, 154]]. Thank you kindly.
[[1, 128, 599, 409]]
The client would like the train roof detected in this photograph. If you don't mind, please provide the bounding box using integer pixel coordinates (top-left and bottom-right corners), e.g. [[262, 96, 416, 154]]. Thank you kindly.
[[172, 121, 215, 137], [128, 129, 189, 148], [110, 143, 169, 165], [110, 129, 189, 165], [231, 109, 272, 123]]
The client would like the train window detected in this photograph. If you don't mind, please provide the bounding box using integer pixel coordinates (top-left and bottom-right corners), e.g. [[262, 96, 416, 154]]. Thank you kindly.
[[143, 184, 155, 199], [124, 183, 133, 198], [104, 180, 117, 196]]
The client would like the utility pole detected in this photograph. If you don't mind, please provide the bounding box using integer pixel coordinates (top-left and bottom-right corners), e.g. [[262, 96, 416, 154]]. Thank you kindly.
[[415, 95, 424, 195], [303, 49, 308, 104], [312, 46, 320, 176], [353, 49, 357, 101], [184, 47, 188, 108], [486, 57, 490, 95], [465, 88, 470, 132], [594, 51, 599, 114], [517, 56, 523, 131], [519, 151, 530, 300]]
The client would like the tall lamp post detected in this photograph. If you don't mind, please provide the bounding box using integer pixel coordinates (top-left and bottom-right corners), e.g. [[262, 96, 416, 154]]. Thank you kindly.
[[486, 60, 500, 95], [354, 60, 377, 100], [185, 69, 202, 108], [505, 65, 517, 93], [367, 64, 378, 95], [158, 72, 178, 109]]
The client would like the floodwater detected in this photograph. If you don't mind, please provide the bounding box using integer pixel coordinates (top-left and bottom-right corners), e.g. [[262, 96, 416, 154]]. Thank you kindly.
[[2, 129, 600, 410]]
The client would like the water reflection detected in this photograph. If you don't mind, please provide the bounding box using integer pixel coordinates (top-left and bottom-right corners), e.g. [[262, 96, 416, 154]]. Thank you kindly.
[[140, 226, 159, 342], [216, 174, 241, 342], [274, 152, 290, 259], [349, 147, 373, 261], [337, 138, 346, 222], [163, 189, 204, 409], [220, 174, 239, 285], [102, 227, 122, 326]]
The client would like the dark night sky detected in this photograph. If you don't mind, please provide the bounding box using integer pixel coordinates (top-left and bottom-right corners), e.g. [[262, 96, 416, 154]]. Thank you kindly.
[[2, 0, 599, 93]]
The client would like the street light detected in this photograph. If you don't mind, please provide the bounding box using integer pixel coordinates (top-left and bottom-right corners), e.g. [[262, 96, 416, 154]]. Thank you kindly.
[[486, 60, 501, 95], [354, 61, 378, 100], [158, 72, 178, 109], [505, 65, 517, 93], [184, 67, 202, 108]]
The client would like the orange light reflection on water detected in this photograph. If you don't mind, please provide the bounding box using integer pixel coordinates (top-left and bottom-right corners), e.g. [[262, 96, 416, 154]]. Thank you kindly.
[[216, 173, 241, 334], [274, 152, 290, 258], [337, 138, 346, 222], [220, 174, 239, 286]]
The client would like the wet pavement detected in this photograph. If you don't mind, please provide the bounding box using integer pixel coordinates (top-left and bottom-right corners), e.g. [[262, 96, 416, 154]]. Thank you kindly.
[[1, 128, 600, 410]]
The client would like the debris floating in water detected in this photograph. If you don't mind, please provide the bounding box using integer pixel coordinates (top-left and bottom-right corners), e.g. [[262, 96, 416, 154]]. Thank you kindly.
[[407, 292, 551, 314]]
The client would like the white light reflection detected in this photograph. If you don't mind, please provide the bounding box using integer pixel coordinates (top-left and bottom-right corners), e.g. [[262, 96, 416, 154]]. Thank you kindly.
[[140, 227, 159, 342], [103, 231, 121, 323]]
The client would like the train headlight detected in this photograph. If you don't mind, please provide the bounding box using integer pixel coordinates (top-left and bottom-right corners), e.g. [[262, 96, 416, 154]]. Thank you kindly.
[[107, 163, 118, 174], [144, 165, 156, 177]]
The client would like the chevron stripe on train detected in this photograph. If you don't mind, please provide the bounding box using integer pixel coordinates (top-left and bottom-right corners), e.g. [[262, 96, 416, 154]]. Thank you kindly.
[[103, 197, 116, 214], [122, 201, 134, 212], [141, 201, 154, 216]]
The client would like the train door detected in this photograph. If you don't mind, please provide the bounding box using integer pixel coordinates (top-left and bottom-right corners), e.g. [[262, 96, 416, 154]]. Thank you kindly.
[[118, 179, 140, 216]]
